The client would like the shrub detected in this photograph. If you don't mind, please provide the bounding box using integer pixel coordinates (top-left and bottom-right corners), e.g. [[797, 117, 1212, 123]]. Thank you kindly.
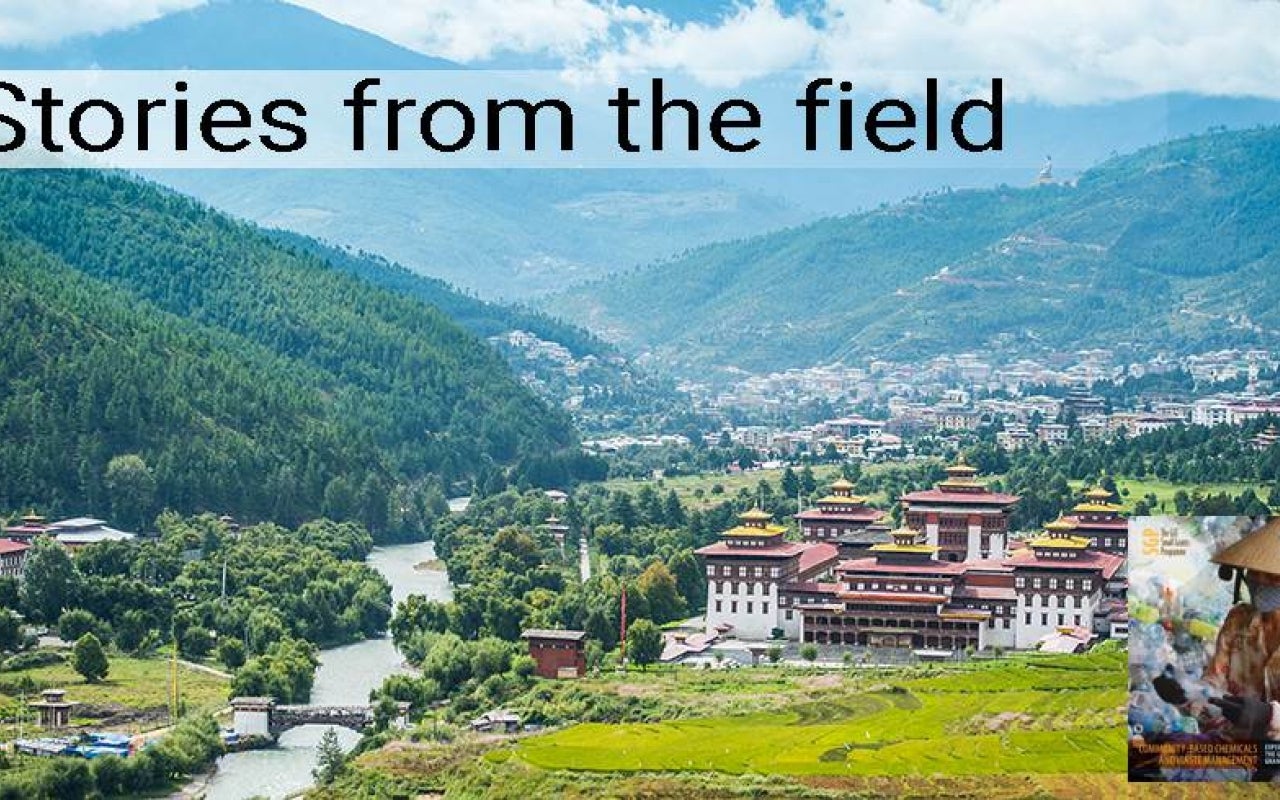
[[72, 633, 110, 683]]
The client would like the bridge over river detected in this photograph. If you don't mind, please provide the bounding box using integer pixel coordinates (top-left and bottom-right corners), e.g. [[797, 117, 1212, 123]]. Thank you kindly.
[[230, 697, 408, 740]]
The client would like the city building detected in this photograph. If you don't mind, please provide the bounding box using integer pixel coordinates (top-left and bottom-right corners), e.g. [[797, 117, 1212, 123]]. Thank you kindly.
[[1037, 423, 1069, 447], [3, 512, 50, 542], [520, 629, 587, 679], [900, 459, 1019, 562], [697, 509, 839, 640], [49, 518, 136, 549], [1252, 424, 1280, 451], [0, 539, 31, 578]]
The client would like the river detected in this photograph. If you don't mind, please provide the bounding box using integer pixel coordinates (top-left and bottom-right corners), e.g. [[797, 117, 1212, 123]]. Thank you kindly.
[[204, 540, 452, 799]]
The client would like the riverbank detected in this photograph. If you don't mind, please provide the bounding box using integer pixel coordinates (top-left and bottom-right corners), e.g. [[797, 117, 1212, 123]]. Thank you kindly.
[[201, 540, 450, 800]]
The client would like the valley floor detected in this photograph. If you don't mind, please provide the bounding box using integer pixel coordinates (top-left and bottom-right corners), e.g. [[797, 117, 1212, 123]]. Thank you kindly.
[[302, 648, 1269, 798]]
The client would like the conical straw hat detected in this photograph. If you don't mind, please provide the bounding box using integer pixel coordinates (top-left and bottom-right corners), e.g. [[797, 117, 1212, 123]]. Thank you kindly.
[[1211, 518, 1280, 574]]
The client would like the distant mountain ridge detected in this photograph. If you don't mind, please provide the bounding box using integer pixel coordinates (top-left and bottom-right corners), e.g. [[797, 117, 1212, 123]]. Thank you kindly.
[[0, 0, 453, 69], [547, 126, 1280, 377]]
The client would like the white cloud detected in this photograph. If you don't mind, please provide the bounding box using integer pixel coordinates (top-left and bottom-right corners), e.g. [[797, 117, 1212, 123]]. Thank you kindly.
[[813, 0, 1280, 103], [293, 0, 1280, 102], [4, 0, 1280, 103], [290, 0, 643, 62], [0, 0, 204, 47], [586, 1, 820, 87]]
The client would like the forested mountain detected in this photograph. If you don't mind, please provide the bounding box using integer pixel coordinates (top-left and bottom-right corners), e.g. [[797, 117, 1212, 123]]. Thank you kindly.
[[0, 170, 595, 539], [270, 232, 704, 435], [549, 126, 1280, 376]]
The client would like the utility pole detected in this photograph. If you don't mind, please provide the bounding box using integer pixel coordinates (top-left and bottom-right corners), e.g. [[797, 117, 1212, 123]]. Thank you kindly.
[[619, 583, 628, 671]]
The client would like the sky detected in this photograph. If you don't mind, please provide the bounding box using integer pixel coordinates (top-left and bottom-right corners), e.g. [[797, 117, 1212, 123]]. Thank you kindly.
[[2, 0, 1280, 102]]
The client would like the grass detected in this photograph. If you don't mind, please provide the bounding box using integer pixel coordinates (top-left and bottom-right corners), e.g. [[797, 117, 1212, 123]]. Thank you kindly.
[[1070, 477, 1269, 513], [0, 653, 230, 739], [602, 464, 895, 511], [509, 651, 1127, 777], [324, 649, 1280, 798]]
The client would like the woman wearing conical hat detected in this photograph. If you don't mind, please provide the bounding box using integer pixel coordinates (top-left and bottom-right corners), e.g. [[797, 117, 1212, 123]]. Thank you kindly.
[[1201, 519, 1280, 739], [1154, 519, 1280, 743]]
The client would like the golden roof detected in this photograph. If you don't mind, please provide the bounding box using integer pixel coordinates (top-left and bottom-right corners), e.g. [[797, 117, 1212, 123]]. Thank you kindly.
[[830, 478, 856, 491], [871, 527, 935, 553], [945, 458, 979, 477], [739, 508, 773, 522], [1083, 487, 1114, 501], [940, 610, 990, 620], [1043, 518, 1078, 532], [723, 523, 788, 538], [870, 542, 939, 554], [1072, 502, 1123, 513]]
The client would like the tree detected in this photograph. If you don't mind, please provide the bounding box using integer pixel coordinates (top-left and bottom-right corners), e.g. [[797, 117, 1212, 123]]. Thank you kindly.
[[313, 727, 346, 785], [799, 466, 817, 495], [217, 637, 247, 670], [180, 627, 214, 660], [0, 609, 22, 652], [114, 610, 152, 654], [72, 633, 110, 683], [766, 645, 782, 664], [667, 550, 704, 610], [19, 537, 81, 623], [57, 609, 100, 643], [800, 643, 818, 663], [104, 453, 156, 531], [781, 467, 800, 502], [636, 562, 685, 624], [626, 618, 663, 669]]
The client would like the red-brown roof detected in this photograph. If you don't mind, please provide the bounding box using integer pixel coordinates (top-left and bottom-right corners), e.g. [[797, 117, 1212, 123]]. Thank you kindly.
[[695, 540, 810, 559], [1003, 548, 1124, 579], [900, 489, 1019, 505], [0, 540, 31, 555], [837, 557, 967, 576], [797, 543, 840, 575]]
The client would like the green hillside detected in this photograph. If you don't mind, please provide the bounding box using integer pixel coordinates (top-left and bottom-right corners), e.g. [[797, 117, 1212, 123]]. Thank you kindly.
[[549, 127, 1280, 375], [270, 232, 702, 435], [0, 171, 588, 538]]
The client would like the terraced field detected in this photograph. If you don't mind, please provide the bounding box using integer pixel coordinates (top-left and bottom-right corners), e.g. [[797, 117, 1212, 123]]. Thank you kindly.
[[511, 651, 1125, 776]]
